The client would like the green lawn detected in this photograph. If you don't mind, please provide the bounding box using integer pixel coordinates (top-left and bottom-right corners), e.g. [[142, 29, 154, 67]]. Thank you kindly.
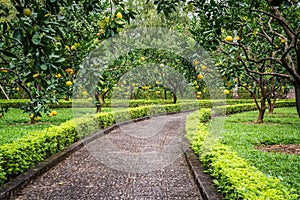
[[221, 107, 300, 193], [0, 107, 114, 146]]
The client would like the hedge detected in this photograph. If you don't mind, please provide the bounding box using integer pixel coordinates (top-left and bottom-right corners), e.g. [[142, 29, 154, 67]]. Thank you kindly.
[[0, 102, 200, 186], [0, 99, 296, 186], [0, 98, 295, 110], [185, 103, 299, 199]]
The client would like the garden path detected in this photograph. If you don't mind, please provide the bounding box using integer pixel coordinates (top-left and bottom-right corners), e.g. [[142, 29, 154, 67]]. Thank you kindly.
[[15, 113, 203, 200]]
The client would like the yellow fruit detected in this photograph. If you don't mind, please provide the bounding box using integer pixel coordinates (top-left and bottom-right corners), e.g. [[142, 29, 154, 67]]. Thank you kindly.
[[225, 36, 233, 42], [142, 86, 149, 90], [48, 113, 53, 117], [33, 74, 39, 78], [55, 73, 61, 78], [197, 91, 202, 95], [116, 12, 123, 19], [235, 36, 241, 41], [280, 38, 285, 43], [0, 113, 3, 118], [155, 91, 161, 95], [99, 29, 105, 34], [34, 116, 40, 121], [248, 86, 252, 89], [65, 45, 70, 50], [195, 85, 199, 89], [66, 81, 72, 86], [0, 69, 8, 73], [29, 114, 34, 119], [197, 74, 204, 80], [196, 95, 201, 99], [221, 28, 225, 33], [96, 32, 101, 37], [102, 88, 108, 93], [234, 77, 239, 82], [23, 8, 32, 16], [66, 68, 74, 75], [82, 91, 88, 96], [71, 45, 76, 51], [99, 21, 106, 29], [140, 56, 145, 61], [242, 83, 247, 87], [224, 89, 230, 95], [16, 87, 20, 91], [201, 65, 207, 70], [88, 97, 93, 101], [105, 17, 110, 23], [193, 60, 199, 65], [44, 13, 50, 17], [156, 80, 159, 85], [159, 64, 164, 68], [51, 111, 57, 116]]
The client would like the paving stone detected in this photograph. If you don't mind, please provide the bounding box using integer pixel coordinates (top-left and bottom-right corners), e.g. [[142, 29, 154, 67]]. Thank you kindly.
[[14, 113, 202, 200]]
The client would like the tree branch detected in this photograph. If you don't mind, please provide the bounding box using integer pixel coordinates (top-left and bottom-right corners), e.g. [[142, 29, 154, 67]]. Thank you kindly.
[[222, 40, 282, 65], [238, 58, 260, 84], [256, 16, 273, 44], [252, 8, 296, 38]]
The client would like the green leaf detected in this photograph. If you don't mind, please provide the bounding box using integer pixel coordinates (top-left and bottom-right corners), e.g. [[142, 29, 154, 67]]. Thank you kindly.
[[55, 58, 65, 63], [32, 32, 42, 45], [40, 64, 47, 71], [115, 20, 126, 25]]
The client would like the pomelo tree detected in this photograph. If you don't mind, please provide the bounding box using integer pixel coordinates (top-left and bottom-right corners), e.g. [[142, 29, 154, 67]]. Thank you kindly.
[[0, 0, 134, 122], [153, 0, 300, 121], [190, 0, 300, 118]]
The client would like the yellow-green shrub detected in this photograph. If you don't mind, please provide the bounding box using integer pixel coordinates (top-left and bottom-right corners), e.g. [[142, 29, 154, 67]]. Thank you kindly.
[[186, 103, 299, 200]]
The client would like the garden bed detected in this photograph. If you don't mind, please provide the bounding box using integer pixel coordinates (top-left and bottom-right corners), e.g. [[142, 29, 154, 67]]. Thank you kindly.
[[186, 105, 299, 199]]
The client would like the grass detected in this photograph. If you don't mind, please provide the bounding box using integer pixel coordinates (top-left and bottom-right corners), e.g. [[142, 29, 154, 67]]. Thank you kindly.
[[220, 107, 300, 193], [0, 107, 115, 146]]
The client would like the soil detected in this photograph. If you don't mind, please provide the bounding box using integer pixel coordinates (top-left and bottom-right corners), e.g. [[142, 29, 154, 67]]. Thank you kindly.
[[255, 144, 300, 155]]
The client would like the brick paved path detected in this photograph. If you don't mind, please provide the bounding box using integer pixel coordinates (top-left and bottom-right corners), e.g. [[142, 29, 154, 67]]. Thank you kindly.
[[15, 113, 202, 200]]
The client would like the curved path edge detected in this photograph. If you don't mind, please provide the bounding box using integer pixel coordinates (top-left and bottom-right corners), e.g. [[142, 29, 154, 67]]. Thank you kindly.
[[183, 145, 223, 200], [0, 110, 222, 200]]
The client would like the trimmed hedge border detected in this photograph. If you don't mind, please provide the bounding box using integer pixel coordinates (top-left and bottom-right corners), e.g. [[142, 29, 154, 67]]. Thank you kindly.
[[0, 98, 270, 109], [0, 102, 202, 187], [186, 101, 299, 200], [0, 114, 153, 199], [0, 99, 296, 197]]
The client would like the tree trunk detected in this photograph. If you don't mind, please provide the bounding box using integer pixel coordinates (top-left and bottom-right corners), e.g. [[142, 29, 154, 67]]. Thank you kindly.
[[257, 97, 266, 123], [173, 93, 177, 104], [233, 84, 240, 99], [257, 108, 266, 123], [267, 91, 277, 114], [164, 89, 167, 100], [267, 98, 275, 114], [0, 84, 9, 100], [95, 91, 107, 113], [295, 83, 300, 117], [96, 104, 102, 113]]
